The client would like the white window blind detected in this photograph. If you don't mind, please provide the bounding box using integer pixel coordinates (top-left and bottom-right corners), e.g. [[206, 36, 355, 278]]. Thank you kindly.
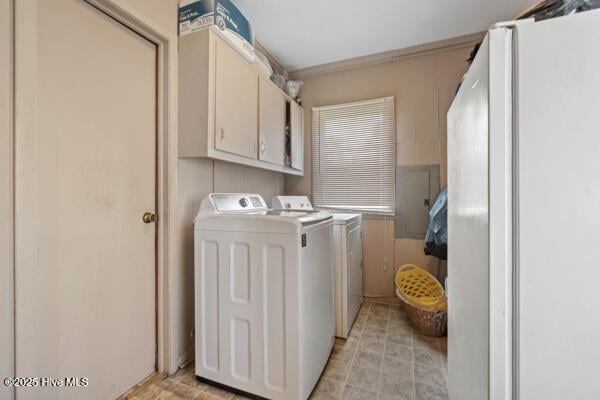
[[312, 97, 396, 215]]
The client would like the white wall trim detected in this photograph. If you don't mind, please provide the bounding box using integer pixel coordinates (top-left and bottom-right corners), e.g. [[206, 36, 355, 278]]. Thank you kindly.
[[290, 31, 485, 80], [83, 0, 180, 375], [0, 0, 15, 399]]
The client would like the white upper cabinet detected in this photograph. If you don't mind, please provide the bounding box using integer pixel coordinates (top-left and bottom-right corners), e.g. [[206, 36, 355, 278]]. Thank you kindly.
[[258, 78, 285, 165], [290, 101, 304, 171], [178, 29, 303, 176], [215, 40, 258, 160]]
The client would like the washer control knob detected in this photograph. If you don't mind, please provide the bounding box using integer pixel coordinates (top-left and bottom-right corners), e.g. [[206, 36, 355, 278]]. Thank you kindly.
[[239, 198, 248, 207]]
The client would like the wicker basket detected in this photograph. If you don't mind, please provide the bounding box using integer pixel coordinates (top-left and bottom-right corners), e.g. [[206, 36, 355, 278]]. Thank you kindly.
[[394, 264, 447, 337]]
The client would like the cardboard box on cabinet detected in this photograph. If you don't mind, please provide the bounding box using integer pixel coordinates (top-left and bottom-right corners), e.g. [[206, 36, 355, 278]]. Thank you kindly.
[[179, 0, 255, 62]]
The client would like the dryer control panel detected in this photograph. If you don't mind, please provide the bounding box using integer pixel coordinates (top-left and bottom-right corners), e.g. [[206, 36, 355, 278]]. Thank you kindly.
[[271, 195, 313, 210], [206, 193, 267, 213]]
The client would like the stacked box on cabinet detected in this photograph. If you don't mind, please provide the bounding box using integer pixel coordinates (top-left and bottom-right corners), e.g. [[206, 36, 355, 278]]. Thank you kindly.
[[179, 0, 255, 62]]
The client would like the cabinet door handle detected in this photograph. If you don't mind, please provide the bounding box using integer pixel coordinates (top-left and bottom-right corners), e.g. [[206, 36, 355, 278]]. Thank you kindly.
[[260, 141, 266, 154], [220, 128, 225, 140]]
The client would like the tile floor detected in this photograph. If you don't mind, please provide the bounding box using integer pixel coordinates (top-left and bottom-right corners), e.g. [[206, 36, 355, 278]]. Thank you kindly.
[[119, 302, 448, 400]]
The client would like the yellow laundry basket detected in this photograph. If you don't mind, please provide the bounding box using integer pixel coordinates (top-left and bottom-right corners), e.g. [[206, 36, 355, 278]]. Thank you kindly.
[[394, 264, 447, 337]]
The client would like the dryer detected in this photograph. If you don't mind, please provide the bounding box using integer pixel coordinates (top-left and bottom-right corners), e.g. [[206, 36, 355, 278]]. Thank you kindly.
[[271, 196, 363, 339], [194, 193, 334, 400]]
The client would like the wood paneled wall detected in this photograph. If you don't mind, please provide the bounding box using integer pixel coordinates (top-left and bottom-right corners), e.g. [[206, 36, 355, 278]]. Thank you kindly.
[[285, 46, 472, 299]]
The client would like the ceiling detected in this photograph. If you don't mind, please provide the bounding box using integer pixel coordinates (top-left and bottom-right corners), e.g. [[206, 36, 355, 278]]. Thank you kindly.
[[231, 0, 535, 71]]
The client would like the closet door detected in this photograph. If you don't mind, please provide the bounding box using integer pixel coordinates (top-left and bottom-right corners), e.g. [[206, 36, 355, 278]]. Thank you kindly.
[[15, 1, 157, 399], [215, 39, 259, 159]]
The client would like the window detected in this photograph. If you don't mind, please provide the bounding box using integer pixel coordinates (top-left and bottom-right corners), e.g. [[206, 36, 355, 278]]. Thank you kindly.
[[312, 97, 396, 215]]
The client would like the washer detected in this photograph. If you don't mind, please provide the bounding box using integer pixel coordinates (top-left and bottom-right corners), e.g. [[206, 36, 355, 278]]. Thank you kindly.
[[194, 193, 335, 400], [271, 196, 363, 339]]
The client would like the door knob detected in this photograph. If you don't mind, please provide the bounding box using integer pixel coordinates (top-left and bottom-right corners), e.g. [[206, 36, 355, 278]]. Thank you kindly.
[[142, 212, 158, 223]]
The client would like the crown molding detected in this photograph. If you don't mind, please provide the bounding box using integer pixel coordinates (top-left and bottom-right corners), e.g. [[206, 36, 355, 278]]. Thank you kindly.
[[289, 31, 485, 80]]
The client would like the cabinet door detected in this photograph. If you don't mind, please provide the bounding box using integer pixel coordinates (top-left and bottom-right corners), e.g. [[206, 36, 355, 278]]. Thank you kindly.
[[290, 102, 304, 170], [215, 40, 258, 159], [258, 78, 285, 165]]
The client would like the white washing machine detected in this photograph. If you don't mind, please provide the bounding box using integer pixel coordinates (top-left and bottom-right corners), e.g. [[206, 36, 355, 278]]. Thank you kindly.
[[194, 193, 335, 400], [271, 196, 363, 339]]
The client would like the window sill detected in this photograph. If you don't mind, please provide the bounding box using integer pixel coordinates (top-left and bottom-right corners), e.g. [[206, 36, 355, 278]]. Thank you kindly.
[[316, 207, 395, 219]]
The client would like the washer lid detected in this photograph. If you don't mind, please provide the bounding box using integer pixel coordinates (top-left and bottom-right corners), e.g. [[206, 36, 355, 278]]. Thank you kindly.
[[265, 210, 332, 226]]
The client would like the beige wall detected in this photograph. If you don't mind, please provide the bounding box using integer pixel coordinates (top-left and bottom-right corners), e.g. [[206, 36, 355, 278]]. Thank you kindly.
[[125, 0, 180, 33], [286, 46, 471, 298]]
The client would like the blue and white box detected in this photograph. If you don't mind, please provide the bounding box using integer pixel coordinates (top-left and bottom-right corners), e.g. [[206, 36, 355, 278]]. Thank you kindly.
[[179, 0, 255, 62]]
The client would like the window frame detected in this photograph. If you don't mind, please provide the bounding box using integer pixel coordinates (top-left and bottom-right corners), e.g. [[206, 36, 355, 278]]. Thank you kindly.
[[311, 96, 396, 216]]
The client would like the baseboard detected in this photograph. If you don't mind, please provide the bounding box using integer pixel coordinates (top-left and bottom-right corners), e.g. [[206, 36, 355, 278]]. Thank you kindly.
[[363, 295, 402, 306], [176, 346, 195, 370]]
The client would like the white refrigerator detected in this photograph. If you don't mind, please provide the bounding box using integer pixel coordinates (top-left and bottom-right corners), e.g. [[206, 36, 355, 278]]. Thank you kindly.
[[448, 9, 600, 400]]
